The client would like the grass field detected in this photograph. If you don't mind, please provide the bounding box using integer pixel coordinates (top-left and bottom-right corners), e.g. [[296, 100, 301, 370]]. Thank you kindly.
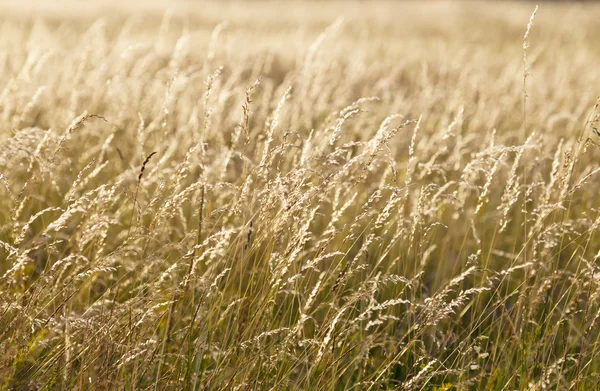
[[1, 1, 600, 389]]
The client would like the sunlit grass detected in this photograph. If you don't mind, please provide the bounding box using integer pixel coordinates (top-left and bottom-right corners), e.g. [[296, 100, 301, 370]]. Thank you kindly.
[[1, 1, 600, 389]]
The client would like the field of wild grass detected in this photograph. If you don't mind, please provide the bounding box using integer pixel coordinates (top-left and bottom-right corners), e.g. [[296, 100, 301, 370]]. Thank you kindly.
[[2, 1, 600, 389]]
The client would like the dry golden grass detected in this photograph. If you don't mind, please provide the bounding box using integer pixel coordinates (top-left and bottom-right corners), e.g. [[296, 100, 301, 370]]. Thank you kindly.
[[1, 1, 600, 389]]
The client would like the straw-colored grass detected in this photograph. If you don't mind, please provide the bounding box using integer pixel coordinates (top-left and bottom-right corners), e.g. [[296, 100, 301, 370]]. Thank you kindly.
[[1, 1, 600, 389]]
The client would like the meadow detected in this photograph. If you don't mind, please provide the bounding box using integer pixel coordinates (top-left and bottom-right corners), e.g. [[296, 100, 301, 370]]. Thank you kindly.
[[1, 1, 600, 389]]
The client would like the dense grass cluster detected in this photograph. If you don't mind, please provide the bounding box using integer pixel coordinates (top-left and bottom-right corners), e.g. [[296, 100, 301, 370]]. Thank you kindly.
[[1, 1, 600, 389]]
